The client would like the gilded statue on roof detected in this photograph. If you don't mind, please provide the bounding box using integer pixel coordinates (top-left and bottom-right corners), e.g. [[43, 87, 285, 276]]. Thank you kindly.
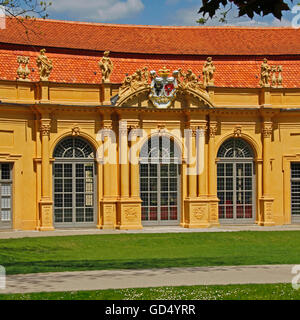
[[260, 58, 271, 87], [99, 51, 114, 83], [202, 57, 215, 87], [36, 49, 53, 81]]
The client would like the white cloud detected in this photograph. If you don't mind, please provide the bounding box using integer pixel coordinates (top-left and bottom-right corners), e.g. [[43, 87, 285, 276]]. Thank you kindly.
[[49, 0, 144, 22]]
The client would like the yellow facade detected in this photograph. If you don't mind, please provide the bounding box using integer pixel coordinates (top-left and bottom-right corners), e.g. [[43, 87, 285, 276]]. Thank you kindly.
[[0, 79, 300, 230]]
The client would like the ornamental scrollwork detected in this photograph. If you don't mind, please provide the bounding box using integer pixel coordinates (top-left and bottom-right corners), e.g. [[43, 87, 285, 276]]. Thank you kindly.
[[124, 207, 138, 221], [193, 205, 207, 220], [72, 126, 80, 136], [17, 56, 30, 81], [117, 65, 211, 108], [177, 68, 205, 92], [118, 68, 149, 98], [233, 126, 242, 138]]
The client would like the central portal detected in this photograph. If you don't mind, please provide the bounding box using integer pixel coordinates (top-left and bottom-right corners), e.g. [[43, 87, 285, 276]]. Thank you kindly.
[[140, 136, 181, 226]]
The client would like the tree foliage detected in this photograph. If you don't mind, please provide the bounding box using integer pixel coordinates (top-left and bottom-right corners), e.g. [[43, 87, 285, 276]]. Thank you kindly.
[[198, 0, 293, 22], [1, 0, 51, 20]]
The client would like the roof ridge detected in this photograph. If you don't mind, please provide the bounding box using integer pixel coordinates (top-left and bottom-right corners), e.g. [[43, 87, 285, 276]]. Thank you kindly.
[[6, 16, 297, 30]]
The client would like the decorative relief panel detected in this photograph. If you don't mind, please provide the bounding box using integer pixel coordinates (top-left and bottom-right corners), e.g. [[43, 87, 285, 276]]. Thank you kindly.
[[103, 204, 114, 223], [192, 204, 208, 221], [124, 206, 139, 222], [17, 56, 30, 81]]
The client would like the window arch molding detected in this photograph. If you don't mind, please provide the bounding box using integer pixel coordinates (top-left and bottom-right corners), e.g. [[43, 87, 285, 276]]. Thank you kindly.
[[139, 134, 182, 163], [53, 136, 95, 159], [217, 138, 254, 159], [216, 133, 261, 160], [50, 132, 99, 161]]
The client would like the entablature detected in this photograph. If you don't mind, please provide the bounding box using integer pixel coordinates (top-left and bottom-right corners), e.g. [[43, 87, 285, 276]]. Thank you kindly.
[[0, 80, 299, 112]]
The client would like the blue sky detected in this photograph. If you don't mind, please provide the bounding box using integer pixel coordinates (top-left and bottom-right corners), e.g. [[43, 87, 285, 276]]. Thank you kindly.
[[47, 0, 296, 26]]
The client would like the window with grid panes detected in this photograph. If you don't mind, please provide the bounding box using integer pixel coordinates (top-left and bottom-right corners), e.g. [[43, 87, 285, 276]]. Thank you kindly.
[[291, 163, 300, 219], [53, 138, 96, 225], [140, 136, 181, 225], [0, 163, 12, 228], [217, 138, 255, 223]]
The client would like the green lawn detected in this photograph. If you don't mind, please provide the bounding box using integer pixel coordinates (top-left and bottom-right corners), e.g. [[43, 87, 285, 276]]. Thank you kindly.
[[0, 231, 300, 275], [0, 283, 299, 300]]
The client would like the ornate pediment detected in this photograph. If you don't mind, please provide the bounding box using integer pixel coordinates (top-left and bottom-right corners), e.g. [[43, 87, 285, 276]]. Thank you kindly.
[[113, 66, 214, 109]]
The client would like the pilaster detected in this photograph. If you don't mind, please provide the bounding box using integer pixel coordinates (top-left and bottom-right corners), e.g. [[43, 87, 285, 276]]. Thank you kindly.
[[99, 118, 117, 229], [39, 81, 50, 103], [208, 119, 220, 227], [259, 120, 275, 226], [38, 117, 54, 231], [117, 120, 143, 230], [183, 120, 213, 228], [101, 83, 112, 105]]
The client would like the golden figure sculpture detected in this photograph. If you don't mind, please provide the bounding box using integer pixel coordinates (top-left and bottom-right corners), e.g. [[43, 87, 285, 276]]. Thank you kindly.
[[99, 51, 114, 83], [36, 49, 53, 81], [260, 58, 271, 87], [118, 68, 150, 98], [142, 67, 149, 83], [203, 57, 215, 87]]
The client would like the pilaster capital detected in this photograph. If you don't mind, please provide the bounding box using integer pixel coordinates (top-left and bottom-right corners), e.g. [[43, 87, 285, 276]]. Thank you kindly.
[[39, 119, 51, 137], [262, 121, 273, 138], [185, 121, 207, 138], [119, 121, 128, 136], [127, 120, 140, 131], [101, 119, 114, 137], [103, 119, 113, 130], [209, 121, 218, 138]]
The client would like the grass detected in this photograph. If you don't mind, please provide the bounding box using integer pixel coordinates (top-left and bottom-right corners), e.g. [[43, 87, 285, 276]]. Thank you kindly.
[[0, 283, 299, 300], [0, 231, 300, 275]]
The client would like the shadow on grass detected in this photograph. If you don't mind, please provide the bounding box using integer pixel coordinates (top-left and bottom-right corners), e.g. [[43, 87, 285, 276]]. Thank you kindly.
[[3, 256, 294, 275]]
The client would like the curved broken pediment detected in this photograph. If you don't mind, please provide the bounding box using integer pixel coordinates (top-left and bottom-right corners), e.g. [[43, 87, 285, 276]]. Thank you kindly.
[[113, 66, 215, 109], [114, 85, 214, 109]]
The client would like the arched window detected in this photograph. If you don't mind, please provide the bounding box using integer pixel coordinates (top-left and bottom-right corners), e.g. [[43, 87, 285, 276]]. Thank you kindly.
[[218, 138, 254, 159], [53, 137, 94, 159], [217, 138, 255, 223], [53, 137, 96, 226], [140, 135, 181, 163], [140, 135, 181, 225]]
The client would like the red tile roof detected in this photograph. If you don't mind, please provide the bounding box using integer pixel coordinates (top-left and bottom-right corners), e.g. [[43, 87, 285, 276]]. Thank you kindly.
[[0, 18, 299, 88], [1, 17, 300, 56]]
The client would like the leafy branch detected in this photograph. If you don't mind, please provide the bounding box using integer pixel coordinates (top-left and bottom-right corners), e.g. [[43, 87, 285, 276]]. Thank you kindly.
[[198, 0, 293, 24]]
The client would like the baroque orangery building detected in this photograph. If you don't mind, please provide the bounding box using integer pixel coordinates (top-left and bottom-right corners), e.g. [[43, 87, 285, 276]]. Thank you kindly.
[[0, 17, 300, 231]]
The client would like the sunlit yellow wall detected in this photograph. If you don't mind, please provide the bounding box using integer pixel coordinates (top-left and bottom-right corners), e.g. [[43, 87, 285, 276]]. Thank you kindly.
[[0, 81, 299, 230]]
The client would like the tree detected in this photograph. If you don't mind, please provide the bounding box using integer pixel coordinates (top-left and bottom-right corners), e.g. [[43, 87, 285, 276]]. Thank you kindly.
[[197, 0, 294, 24], [1, 0, 51, 20]]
